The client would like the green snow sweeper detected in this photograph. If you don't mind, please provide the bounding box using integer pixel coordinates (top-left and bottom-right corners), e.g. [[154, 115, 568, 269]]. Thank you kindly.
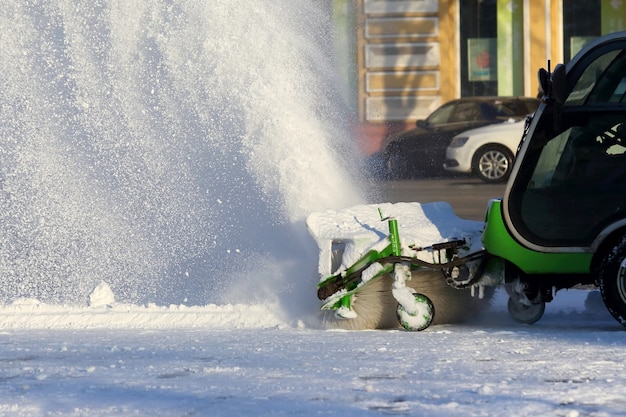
[[309, 31, 626, 330]]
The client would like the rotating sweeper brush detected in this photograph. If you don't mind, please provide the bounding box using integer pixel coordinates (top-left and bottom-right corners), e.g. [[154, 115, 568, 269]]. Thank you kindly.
[[308, 32, 626, 331]]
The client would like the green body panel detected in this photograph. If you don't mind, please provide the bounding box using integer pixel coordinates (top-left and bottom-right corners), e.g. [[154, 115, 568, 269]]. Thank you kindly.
[[482, 200, 592, 274]]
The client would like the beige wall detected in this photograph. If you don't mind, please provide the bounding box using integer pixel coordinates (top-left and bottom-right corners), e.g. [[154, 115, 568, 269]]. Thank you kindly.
[[355, 0, 566, 127], [356, 0, 450, 124]]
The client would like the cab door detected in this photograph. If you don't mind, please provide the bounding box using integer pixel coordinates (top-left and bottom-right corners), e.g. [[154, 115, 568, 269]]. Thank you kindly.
[[503, 32, 626, 252]]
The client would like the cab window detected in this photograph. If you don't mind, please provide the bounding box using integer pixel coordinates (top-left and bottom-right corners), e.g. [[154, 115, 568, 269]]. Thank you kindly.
[[507, 47, 626, 247], [566, 49, 625, 105]]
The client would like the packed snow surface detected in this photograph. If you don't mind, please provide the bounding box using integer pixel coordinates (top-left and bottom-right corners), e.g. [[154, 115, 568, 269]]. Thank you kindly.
[[1, 290, 625, 416]]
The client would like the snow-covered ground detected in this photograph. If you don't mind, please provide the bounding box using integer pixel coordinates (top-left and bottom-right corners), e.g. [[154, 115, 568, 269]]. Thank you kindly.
[[1, 289, 625, 417], [2, 2, 626, 416]]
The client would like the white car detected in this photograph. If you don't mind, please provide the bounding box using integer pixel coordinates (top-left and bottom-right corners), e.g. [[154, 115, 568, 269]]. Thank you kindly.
[[443, 119, 526, 183]]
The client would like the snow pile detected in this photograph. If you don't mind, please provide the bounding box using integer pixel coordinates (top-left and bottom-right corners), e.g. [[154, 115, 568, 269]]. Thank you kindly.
[[0, 297, 287, 330], [0, 280, 288, 330], [88, 281, 116, 308]]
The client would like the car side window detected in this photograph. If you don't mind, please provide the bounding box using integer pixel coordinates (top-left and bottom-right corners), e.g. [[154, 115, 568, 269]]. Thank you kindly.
[[488, 102, 517, 119], [449, 102, 480, 122]]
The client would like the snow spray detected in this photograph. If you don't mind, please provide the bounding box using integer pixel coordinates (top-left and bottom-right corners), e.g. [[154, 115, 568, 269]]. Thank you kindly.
[[0, 1, 365, 314]]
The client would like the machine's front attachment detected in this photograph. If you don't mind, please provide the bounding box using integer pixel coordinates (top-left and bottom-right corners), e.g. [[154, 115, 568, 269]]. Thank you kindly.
[[307, 202, 492, 331]]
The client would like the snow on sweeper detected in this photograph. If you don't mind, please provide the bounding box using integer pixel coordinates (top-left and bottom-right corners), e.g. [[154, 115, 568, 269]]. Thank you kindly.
[[307, 31, 626, 331]]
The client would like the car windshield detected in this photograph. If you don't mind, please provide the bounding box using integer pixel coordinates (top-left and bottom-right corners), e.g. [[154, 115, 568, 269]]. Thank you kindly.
[[426, 102, 455, 125]]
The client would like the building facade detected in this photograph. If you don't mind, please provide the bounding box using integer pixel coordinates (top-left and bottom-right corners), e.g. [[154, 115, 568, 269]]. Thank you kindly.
[[341, 0, 626, 153]]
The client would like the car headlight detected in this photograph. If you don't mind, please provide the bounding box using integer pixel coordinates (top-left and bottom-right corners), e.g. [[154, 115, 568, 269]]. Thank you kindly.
[[449, 136, 469, 148]]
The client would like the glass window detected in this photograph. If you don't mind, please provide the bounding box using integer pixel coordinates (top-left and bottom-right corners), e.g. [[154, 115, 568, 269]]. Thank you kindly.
[[426, 102, 455, 125], [512, 111, 626, 245], [507, 47, 626, 247], [563, 0, 601, 62], [450, 102, 480, 122], [459, 0, 497, 96], [566, 50, 623, 105]]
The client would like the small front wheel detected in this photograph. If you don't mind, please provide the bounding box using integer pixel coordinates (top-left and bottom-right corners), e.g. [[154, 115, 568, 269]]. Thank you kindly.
[[396, 293, 435, 331], [598, 236, 626, 327], [507, 297, 545, 324]]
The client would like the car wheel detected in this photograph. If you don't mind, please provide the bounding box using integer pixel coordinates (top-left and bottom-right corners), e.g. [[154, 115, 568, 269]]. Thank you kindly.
[[385, 151, 410, 179], [598, 235, 626, 327], [472, 144, 514, 183]]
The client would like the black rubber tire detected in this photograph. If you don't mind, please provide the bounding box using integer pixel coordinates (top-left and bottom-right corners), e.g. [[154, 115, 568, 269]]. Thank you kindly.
[[385, 151, 410, 179], [507, 297, 545, 324], [472, 144, 514, 183], [598, 236, 626, 327]]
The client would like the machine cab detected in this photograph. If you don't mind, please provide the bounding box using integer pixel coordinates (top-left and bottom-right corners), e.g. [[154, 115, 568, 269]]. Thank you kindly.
[[503, 32, 626, 252]]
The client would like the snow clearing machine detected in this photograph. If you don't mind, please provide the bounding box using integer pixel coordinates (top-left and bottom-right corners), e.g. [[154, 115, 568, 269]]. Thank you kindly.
[[308, 31, 626, 330]]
